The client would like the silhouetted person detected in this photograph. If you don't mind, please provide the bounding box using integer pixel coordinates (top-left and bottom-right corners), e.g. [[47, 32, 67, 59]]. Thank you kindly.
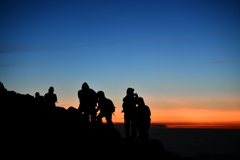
[[35, 92, 44, 108], [44, 87, 57, 110], [136, 97, 151, 142], [122, 88, 138, 140], [96, 91, 115, 127], [78, 82, 97, 125]]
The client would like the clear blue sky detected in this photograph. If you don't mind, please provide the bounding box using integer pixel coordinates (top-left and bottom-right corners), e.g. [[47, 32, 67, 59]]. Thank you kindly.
[[1, 0, 240, 122]]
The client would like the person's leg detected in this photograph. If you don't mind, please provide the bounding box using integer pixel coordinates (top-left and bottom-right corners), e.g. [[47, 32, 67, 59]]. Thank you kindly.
[[97, 112, 103, 125], [138, 126, 143, 141], [106, 113, 113, 127], [124, 114, 130, 139], [90, 111, 97, 126], [141, 127, 149, 142], [83, 112, 90, 124], [130, 116, 137, 140]]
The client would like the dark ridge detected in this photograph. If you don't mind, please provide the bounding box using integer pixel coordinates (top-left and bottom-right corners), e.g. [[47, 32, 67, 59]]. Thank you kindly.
[[1, 82, 190, 159]]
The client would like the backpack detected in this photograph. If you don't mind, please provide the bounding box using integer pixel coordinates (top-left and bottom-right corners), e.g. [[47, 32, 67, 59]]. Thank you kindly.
[[107, 99, 115, 113]]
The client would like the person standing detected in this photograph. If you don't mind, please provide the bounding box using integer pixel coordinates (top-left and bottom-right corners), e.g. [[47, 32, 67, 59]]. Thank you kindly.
[[35, 92, 44, 110], [136, 97, 151, 142], [122, 88, 138, 140], [44, 87, 57, 110], [78, 82, 97, 125]]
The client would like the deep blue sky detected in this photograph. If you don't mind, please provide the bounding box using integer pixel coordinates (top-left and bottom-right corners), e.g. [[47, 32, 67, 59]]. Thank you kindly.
[[1, 0, 240, 123]]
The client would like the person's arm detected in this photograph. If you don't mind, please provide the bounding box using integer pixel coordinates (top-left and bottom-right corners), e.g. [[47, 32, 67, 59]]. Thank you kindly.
[[77, 90, 81, 100], [122, 103, 125, 112], [96, 101, 100, 112], [134, 93, 138, 99], [147, 106, 151, 116], [54, 94, 57, 103]]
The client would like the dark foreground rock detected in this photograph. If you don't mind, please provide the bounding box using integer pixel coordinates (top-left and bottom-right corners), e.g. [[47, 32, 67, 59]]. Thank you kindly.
[[1, 82, 190, 160]]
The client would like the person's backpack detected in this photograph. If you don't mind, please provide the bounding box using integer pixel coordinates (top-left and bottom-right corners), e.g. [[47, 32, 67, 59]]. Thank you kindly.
[[107, 99, 115, 113]]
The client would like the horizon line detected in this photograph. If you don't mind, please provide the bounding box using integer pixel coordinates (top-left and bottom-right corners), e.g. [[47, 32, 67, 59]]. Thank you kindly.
[[113, 122, 240, 129]]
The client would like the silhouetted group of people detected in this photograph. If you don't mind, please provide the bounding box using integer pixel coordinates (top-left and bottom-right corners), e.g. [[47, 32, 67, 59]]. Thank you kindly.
[[34, 86, 58, 112], [77, 82, 116, 127], [122, 87, 151, 142], [34, 82, 151, 142], [1, 81, 190, 160]]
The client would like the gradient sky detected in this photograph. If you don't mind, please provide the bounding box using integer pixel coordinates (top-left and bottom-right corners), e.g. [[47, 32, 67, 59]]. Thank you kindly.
[[1, 0, 240, 128]]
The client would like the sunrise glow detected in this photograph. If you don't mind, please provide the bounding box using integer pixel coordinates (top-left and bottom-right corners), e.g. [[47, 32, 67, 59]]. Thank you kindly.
[[1, 0, 240, 129]]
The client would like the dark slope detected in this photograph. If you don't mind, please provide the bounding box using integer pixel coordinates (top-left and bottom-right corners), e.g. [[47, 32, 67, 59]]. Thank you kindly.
[[1, 82, 190, 160]]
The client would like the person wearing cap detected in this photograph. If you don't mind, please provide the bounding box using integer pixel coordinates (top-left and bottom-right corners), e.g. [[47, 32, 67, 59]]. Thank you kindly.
[[44, 86, 57, 110], [122, 88, 138, 140]]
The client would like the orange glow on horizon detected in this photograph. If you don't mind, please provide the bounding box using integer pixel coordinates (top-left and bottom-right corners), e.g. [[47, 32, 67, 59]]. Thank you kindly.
[[59, 96, 240, 129], [106, 108, 240, 129]]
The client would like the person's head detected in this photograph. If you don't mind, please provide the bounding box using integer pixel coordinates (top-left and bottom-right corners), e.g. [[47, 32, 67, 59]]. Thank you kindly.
[[138, 97, 145, 106], [35, 92, 40, 97], [82, 82, 89, 90], [48, 87, 54, 93], [127, 88, 134, 96], [97, 91, 105, 99]]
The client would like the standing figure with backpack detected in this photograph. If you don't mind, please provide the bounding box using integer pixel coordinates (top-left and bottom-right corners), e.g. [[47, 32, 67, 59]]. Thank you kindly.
[[122, 88, 138, 140], [96, 91, 115, 126]]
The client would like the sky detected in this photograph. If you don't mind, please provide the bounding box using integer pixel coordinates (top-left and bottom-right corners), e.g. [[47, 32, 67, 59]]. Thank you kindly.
[[1, 0, 240, 128]]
